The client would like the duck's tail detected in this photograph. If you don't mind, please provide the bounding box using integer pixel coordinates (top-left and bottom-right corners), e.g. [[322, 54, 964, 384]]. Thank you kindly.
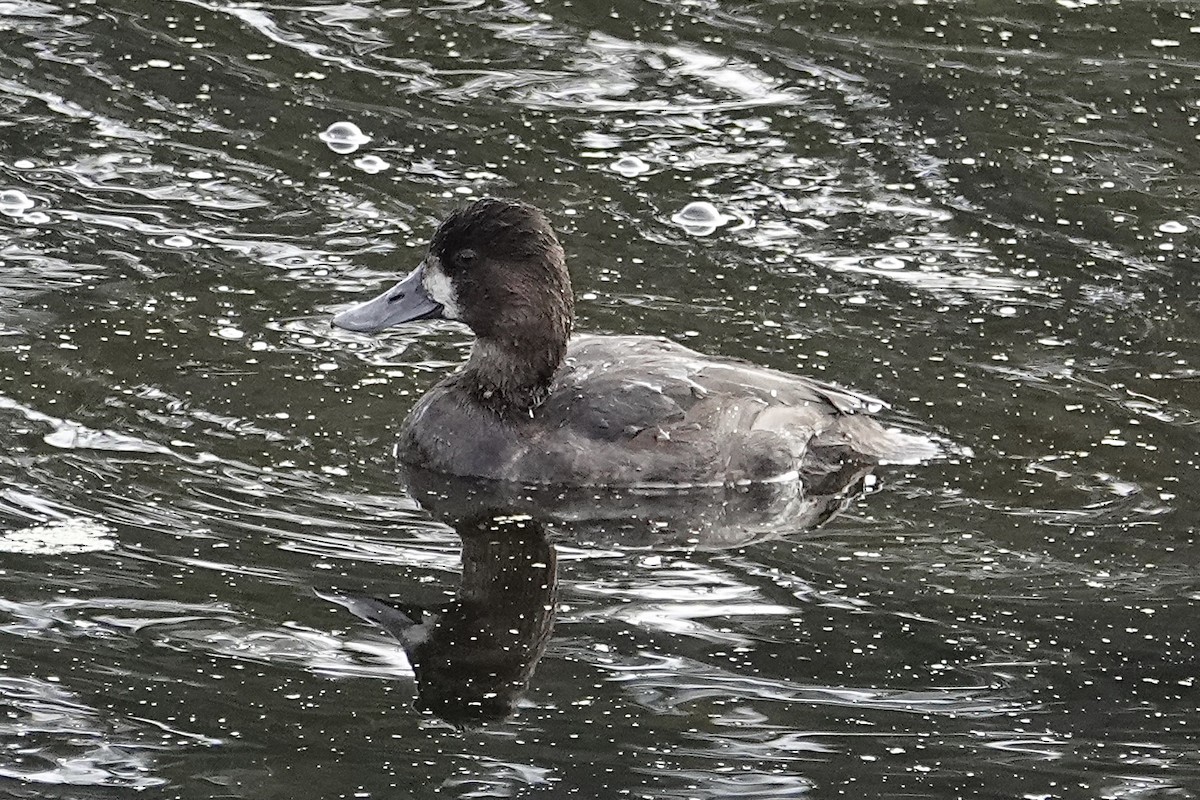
[[820, 415, 967, 466]]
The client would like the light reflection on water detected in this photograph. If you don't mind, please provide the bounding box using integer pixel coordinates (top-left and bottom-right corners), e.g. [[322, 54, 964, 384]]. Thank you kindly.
[[1, 0, 1198, 796]]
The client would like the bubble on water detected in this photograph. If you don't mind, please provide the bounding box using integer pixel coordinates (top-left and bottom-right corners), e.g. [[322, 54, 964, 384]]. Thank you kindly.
[[610, 155, 650, 178], [1158, 220, 1187, 234], [162, 235, 194, 248], [217, 326, 245, 340], [0, 189, 36, 216], [997, 305, 1018, 317], [353, 155, 389, 174], [13, 159, 35, 169], [874, 256, 907, 271], [319, 121, 371, 154], [671, 201, 730, 236], [187, 169, 214, 180]]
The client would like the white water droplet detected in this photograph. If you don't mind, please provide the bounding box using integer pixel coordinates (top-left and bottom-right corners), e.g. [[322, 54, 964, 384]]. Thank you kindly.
[[1158, 220, 1187, 234], [217, 326, 245, 340]]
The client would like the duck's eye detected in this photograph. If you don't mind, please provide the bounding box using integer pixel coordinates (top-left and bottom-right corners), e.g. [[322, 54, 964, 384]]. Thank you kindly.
[[453, 248, 477, 270]]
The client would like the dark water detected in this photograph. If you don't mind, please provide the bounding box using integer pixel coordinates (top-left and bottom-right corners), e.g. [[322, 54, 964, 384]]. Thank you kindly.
[[1, 0, 1198, 796]]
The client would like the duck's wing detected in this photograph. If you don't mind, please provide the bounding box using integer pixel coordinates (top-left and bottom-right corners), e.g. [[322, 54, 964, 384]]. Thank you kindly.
[[553, 334, 872, 430], [548, 335, 937, 474]]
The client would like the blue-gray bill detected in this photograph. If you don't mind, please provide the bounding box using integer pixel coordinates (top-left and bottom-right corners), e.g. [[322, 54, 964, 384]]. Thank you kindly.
[[331, 261, 443, 333]]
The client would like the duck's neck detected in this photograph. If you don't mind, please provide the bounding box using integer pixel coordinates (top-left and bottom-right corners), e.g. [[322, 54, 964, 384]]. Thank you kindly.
[[459, 332, 568, 419]]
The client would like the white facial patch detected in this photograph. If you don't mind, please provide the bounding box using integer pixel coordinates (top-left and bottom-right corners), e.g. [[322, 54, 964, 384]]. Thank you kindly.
[[421, 255, 461, 320], [398, 615, 436, 649]]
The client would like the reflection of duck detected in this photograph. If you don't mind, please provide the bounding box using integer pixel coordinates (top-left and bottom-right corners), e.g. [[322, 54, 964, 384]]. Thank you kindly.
[[319, 513, 556, 726], [333, 198, 940, 488], [401, 464, 873, 550]]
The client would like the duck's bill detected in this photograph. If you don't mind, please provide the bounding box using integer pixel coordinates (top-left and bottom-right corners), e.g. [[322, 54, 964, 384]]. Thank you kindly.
[[331, 262, 444, 333]]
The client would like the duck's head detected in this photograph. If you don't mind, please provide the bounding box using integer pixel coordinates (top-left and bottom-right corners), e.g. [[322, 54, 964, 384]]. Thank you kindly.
[[332, 198, 574, 347]]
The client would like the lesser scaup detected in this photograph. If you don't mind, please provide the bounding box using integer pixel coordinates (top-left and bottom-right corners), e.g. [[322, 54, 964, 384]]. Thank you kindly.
[[333, 198, 939, 487]]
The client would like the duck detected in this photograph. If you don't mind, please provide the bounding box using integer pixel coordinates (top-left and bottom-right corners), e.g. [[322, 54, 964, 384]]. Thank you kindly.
[[332, 198, 939, 488]]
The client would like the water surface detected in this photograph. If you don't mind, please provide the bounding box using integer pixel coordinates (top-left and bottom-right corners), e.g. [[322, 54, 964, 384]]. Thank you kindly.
[[1, 0, 1197, 797]]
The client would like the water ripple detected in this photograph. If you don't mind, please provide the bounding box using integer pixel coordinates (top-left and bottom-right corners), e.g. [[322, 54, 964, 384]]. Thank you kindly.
[[0, 675, 180, 790], [604, 653, 1035, 718], [1, 0, 1197, 795]]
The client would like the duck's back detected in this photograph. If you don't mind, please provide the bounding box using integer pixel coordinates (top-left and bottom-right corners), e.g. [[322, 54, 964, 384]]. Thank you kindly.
[[399, 334, 937, 487]]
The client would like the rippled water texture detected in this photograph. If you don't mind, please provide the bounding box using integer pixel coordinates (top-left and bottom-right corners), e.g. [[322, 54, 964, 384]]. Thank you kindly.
[[1, 0, 1198, 797]]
